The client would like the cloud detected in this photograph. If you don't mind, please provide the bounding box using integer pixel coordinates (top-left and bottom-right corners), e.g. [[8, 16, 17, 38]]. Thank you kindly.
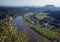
[[0, 0, 60, 6]]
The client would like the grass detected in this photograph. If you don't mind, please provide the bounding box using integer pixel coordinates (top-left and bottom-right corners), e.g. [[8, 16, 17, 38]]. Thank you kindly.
[[30, 23, 57, 40], [36, 12, 48, 20], [23, 16, 59, 42]]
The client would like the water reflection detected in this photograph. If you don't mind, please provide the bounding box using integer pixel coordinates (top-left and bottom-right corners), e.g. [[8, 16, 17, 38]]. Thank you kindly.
[[12, 16, 50, 42]]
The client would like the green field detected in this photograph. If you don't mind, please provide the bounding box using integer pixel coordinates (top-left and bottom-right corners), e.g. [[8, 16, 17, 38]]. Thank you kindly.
[[23, 16, 60, 42], [36, 12, 48, 20]]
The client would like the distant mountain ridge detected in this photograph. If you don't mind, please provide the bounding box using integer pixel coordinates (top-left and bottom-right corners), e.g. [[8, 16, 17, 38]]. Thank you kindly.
[[18, 5, 60, 12], [0, 5, 60, 12], [42, 5, 60, 11]]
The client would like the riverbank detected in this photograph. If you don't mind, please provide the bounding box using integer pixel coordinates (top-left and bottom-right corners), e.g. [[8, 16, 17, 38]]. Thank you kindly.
[[13, 16, 54, 42], [23, 15, 60, 42]]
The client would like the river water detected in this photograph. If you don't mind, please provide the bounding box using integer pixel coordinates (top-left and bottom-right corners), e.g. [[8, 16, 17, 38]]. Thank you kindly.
[[12, 16, 51, 42]]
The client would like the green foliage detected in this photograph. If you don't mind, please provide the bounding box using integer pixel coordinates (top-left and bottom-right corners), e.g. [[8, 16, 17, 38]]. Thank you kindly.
[[0, 19, 28, 42], [23, 16, 59, 42], [36, 12, 48, 20], [30, 23, 57, 40], [19, 30, 28, 42]]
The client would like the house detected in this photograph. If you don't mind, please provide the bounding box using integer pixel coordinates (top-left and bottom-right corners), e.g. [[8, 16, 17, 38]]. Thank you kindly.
[[41, 22, 50, 27]]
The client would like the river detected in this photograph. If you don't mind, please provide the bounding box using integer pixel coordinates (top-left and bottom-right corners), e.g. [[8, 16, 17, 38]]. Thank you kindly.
[[12, 16, 51, 42]]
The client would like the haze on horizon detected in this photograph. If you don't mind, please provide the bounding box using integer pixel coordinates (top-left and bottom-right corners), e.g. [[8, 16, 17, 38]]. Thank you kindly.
[[0, 0, 60, 7]]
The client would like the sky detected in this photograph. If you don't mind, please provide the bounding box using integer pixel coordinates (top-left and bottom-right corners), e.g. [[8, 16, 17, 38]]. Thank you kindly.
[[0, 0, 60, 7]]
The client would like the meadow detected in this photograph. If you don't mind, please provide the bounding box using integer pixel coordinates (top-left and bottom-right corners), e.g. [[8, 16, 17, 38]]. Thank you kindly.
[[23, 13, 60, 42]]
